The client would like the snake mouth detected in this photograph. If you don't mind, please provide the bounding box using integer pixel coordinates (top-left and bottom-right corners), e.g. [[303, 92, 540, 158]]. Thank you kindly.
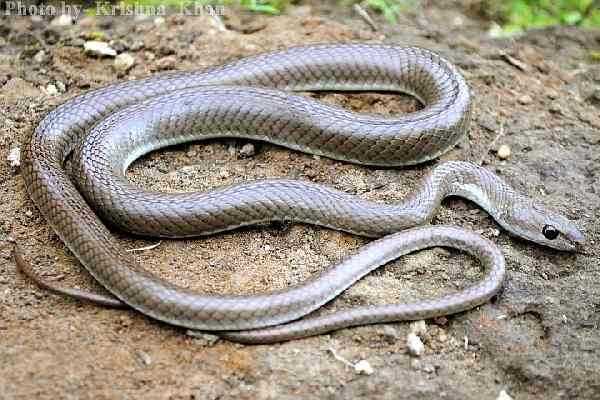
[[565, 227, 586, 253]]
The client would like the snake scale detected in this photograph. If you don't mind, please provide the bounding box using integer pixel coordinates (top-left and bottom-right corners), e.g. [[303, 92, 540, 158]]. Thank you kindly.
[[20, 44, 584, 343]]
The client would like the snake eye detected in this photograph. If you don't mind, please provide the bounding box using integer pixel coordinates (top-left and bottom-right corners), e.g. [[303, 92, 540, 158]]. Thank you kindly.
[[542, 225, 559, 240]]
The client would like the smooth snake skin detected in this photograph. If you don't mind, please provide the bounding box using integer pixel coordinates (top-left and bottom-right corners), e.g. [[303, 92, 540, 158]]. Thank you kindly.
[[21, 44, 584, 343]]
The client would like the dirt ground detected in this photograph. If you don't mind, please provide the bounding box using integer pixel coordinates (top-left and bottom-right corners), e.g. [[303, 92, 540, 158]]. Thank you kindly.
[[1, 1, 599, 399]]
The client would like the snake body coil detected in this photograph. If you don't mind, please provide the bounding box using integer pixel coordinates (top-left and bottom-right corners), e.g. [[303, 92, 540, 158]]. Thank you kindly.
[[22, 44, 583, 343]]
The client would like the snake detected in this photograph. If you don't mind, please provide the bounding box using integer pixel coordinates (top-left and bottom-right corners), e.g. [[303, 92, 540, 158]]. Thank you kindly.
[[19, 43, 585, 344]]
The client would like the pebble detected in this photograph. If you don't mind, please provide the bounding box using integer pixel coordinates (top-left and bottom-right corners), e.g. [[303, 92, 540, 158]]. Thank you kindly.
[[186, 330, 220, 346], [549, 102, 562, 114], [381, 325, 400, 343], [218, 169, 230, 179], [33, 50, 46, 63], [55, 81, 66, 93], [8, 147, 20, 168], [546, 89, 559, 100], [46, 83, 58, 96], [497, 390, 514, 400], [50, 14, 73, 27], [135, 350, 152, 366], [497, 144, 511, 160], [118, 314, 132, 327], [84, 41, 117, 57], [154, 17, 166, 26], [518, 94, 532, 105], [407, 332, 425, 356], [155, 56, 176, 70], [130, 41, 144, 51], [409, 320, 427, 336], [239, 143, 256, 158], [421, 363, 436, 373], [114, 53, 135, 72], [354, 359, 374, 375]]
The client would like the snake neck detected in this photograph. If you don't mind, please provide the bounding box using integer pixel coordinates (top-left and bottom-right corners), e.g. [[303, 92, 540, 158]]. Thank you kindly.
[[405, 161, 515, 228]]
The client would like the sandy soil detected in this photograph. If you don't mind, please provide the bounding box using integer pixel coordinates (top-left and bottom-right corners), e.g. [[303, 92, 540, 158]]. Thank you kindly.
[[1, 1, 599, 399]]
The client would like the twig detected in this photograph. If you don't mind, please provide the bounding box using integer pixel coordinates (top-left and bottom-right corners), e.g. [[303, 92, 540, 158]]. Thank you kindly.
[[353, 3, 378, 32], [327, 347, 354, 368], [127, 241, 162, 252], [210, 13, 227, 32]]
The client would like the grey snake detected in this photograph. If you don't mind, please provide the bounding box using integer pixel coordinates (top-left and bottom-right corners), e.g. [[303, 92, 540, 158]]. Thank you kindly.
[[19, 44, 584, 343]]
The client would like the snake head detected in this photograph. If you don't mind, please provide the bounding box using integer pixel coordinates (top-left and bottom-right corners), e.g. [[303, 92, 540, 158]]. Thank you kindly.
[[504, 198, 585, 252]]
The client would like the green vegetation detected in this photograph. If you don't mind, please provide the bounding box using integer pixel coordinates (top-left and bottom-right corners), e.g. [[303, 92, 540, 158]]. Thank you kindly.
[[489, 0, 600, 34], [238, 0, 289, 14]]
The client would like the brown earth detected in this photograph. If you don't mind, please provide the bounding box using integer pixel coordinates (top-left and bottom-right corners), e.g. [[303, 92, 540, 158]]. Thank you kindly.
[[1, 1, 599, 399]]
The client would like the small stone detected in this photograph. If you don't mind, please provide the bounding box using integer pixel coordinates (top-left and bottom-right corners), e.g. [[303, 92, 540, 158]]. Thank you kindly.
[[546, 89, 559, 99], [452, 16, 464, 26], [154, 17, 166, 26], [155, 56, 176, 70], [186, 330, 220, 346], [239, 143, 256, 158], [354, 359, 374, 375], [421, 363, 436, 373], [497, 144, 511, 160], [381, 325, 399, 343], [50, 14, 73, 27], [55, 81, 66, 93], [118, 314, 132, 327], [497, 390, 514, 400], [135, 350, 152, 366], [218, 169, 230, 179], [407, 332, 425, 356], [518, 94, 532, 105], [33, 50, 46, 63], [8, 147, 21, 168], [114, 53, 135, 72], [84, 41, 117, 57], [409, 320, 427, 336], [130, 41, 144, 51], [186, 149, 198, 158], [45, 84, 58, 96], [549, 102, 562, 114]]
